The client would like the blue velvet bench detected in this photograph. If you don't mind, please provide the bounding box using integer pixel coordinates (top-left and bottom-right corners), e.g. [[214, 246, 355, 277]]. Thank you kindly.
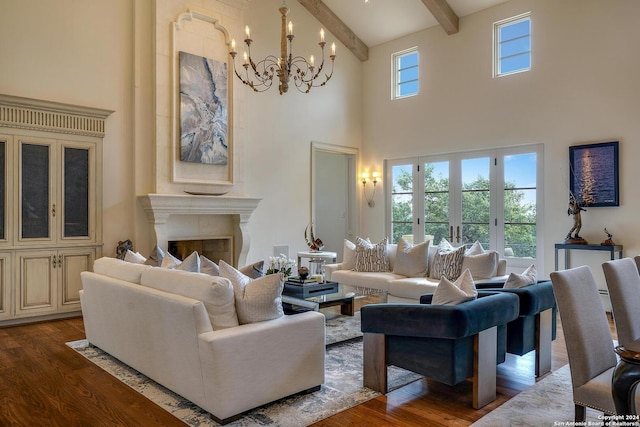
[[475, 280, 557, 377], [360, 291, 519, 408]]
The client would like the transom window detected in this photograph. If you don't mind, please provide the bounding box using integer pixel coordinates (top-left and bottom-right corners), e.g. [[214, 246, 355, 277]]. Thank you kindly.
[[392, 47, 418, 99], [494, 13, 531, 77]]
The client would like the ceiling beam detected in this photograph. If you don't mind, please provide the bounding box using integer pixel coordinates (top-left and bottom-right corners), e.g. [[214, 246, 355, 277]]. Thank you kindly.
[[421, 0, 459, 35], [297, 0, 369, 62]]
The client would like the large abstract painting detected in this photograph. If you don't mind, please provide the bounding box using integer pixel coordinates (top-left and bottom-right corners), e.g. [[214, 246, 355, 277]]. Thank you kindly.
[[569, 141, 619, 207], [179, 51, 228, 165]]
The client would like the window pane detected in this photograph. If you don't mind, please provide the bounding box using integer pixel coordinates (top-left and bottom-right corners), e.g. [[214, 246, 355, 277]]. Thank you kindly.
[[461, 158, 490, 247], [496, 15, 531, 76], [501, 37, 530, 58], [501, 54, 531, 74], [424, 161, 449, 242], [391, 164, 413, 243], [399, 66, 418, 83], [505, 153, 536, 188], [399, 53, 418, 68], [399, 81, 418, 96], [505, 224, 536, 258], [504, 152, 537, 258], [393, 49, 418, 99], [500, 20, 530, 41]]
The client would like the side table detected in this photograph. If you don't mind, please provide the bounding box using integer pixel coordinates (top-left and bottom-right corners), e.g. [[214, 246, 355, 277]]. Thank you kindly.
[[554, 243, 623, 271]]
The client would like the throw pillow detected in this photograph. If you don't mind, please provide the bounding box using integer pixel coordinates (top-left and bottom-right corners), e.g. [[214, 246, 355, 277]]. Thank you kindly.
[[160, 251, 182, 269], [124, 250, 146, 264], [429, 245, 465, 281], [461, 251, 499, 280], [176, 251, 201, 272], [504, 264, 537, 288], [144, 245, 165, 266], [139, 268, 239, 330], [355, 237, 390, 272], [200, 255, 220, 276], [432, 269, 478, 306], [465, 240, 485, 256], [393, 237, 430, 277], [239, 260, 264, 279], [219, 260, 284, 324], [342, 239, 358, 270]]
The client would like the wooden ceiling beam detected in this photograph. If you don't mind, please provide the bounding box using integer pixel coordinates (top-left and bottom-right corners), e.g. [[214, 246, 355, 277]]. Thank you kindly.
[[421, 0, 459, 35], [297, 0, 369, 62]]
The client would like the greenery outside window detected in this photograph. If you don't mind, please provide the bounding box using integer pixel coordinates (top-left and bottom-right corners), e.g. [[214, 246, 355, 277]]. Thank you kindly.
[[392, 47, 418, 99], [494, 12, 531, 77]]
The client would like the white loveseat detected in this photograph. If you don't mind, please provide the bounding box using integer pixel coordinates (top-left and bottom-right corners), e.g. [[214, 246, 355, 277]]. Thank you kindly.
[[326, 241, 508, 303], [80, 257, 325, 424]]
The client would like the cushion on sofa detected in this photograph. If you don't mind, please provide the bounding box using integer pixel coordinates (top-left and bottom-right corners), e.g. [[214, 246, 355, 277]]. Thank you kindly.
[[504, 264, 537, 288], [219, 260, 284, 325], [355, 237, 390, 272], [124, 250, 147, 264], [461, 251, 499, 280], [430, 245, 465, 280], [393, 237, 430, 277], [93, 257, 152, 284], [465, 240, 485, 256], [343, 238, 358, 270], [139, 267, 239, 330], [432, 269, 478, 306], [144, 245, 165, 266]]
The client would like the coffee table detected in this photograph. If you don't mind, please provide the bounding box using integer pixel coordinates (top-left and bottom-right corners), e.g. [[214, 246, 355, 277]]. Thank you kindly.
[[282, 283, 356, 316]]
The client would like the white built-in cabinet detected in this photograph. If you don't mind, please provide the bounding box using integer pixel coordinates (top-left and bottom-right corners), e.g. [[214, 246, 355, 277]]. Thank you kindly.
[[0, 94, 112, 324]]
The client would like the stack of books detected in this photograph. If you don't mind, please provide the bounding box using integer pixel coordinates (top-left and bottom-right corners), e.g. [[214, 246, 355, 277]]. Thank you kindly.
[[285, 276, 319, 286]]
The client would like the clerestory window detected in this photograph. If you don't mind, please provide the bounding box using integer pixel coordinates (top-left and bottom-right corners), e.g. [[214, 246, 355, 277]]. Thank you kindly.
[[392, 47, 419, 99], [494, 13, 531, 77]]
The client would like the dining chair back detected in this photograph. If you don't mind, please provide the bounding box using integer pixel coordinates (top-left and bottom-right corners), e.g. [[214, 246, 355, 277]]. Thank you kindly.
[[603, 257, 640, 347]]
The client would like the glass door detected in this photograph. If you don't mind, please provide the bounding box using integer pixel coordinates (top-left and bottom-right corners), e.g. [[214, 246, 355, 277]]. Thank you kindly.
[[460, 157, 491, 248], [19, 140, 54, 241]]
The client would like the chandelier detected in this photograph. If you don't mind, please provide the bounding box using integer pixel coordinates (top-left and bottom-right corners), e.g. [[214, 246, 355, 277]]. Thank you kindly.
[[229, 2, 336, 95]]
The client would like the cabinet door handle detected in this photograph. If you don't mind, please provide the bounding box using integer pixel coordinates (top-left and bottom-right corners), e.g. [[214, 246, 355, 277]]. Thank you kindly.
[[58, 255, 63, 268], [52, 204, 56, 217], [52, 255, 57, 268]]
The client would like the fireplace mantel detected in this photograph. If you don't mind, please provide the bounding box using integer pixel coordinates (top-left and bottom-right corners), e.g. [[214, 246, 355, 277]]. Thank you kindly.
[[138, 194, 261, 267]]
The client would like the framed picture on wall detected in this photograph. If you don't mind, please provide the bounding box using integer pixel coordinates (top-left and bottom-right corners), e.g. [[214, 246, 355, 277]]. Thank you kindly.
[[569, 141, 619, 207]]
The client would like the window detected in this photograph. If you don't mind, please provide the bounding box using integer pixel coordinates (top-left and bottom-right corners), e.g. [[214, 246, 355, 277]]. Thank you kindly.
[[387, 144, 543, 271], [494, 13, 531, 77], [392, 48, 418, 99]]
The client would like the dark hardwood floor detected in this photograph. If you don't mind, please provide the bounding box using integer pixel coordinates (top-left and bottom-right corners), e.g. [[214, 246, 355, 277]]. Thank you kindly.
[[0, 312, 615, 426]]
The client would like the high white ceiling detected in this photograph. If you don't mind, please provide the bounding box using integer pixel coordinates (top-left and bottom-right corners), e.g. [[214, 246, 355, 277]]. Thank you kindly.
[[322, 0, 509, 47]]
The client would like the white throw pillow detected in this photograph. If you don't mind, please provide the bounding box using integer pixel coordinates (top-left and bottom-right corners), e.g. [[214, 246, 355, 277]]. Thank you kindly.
[[504, 264, 537, 288], [175, 251, 201, 272], [461, 251, 499, 279], [139, 268, 239, 330], [432, 269, 478, 306], [342, 239, 358, 270], [465, 240, 485, 256], [144, 245, 165, 267], [429, 245, 465, 281], [124, 250, 146, 264], [219, 260, 284, 325], [200, 255, 220, 276], [354, 237, 390, 272], [160, 252, 182, 269], [393, 237, 430, 277]]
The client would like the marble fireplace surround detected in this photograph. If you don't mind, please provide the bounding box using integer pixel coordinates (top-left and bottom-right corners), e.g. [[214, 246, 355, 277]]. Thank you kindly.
[[138, 194, 261, 267]]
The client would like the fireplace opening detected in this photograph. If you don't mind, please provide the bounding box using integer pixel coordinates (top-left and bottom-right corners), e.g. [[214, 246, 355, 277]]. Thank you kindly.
[[168, 237, 234, 267]]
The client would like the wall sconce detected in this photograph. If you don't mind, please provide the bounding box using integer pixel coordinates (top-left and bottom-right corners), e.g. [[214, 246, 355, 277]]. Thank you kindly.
[[361, 171, 379, 208]]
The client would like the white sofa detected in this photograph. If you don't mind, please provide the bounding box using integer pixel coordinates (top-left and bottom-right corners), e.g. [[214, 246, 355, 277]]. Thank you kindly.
[[326, 243, 507, 303], [80, 257, 325, 424]]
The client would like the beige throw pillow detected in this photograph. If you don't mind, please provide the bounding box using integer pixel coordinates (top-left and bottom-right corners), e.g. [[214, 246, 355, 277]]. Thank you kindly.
[[355, 237, 390, 272], [219, 260, 284, 324], [504, 264, 537, 288], [461, 251, 499, 280], [160, 252, 182, 269], [429, 245, 465, 280], [432, 269, 478, 306], [465, 240, 485, 256], [124, 250, 146, 264], [139, 268, 239, 330], [342, 239, 358, 270], [393, 237, 430, 277]]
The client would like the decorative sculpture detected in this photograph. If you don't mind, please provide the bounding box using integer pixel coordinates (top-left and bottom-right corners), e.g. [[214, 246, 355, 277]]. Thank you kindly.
[[304, 223, 324, 251], [116, 239, 134, 259], [564, 193, 588, 244], [602, 228, 615, 246]]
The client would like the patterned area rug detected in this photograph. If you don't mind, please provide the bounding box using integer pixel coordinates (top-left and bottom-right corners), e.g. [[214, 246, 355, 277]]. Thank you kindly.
[[67, 313, 420, 426], [472, 364, 603, 426]]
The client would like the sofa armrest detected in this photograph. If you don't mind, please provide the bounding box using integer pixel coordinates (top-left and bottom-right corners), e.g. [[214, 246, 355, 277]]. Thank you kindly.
[[474, 281, 556, 316], [324, 263, 343, 281], [361, 291, 519, 340]]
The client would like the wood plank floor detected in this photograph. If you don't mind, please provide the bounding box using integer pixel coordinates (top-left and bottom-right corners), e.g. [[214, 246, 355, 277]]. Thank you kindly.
[[0, 313, 615, 426]]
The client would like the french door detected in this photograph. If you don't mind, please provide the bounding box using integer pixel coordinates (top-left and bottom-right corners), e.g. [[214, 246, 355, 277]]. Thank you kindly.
[[386, 144, 543, 271]]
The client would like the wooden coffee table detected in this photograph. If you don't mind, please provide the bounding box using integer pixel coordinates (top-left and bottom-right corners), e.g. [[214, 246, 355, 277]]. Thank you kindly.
[[282, 283, 355, 316]]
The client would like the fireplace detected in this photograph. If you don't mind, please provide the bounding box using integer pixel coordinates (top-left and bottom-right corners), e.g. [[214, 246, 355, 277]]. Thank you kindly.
[[168, 237, 233, 265], [138, 194, 260, 267]]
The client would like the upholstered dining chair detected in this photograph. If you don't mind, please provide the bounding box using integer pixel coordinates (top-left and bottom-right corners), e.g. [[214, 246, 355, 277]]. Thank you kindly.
[[603, 258, 640, 347], [550, 266, 617, 421]]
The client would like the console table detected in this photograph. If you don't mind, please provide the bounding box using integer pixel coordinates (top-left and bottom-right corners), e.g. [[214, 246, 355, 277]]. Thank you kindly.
[[554, 243, 623, 271], [297, 251, 338, 267]]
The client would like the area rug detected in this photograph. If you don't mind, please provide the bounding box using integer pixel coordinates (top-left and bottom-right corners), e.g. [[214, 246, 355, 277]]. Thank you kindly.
[[67, 319, 420, 426], [324, 310, 362, 345], [471, 364, 602, 426]]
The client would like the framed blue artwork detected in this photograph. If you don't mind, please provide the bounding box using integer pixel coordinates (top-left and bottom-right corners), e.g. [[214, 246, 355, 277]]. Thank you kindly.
[[569, 141, 619, 207]]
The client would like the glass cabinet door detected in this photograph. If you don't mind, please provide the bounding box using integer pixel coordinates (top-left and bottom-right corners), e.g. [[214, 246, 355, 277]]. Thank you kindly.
[[21, 143, 51, 240], [0, 140, 5, 241], [62, 146, 90, 238]]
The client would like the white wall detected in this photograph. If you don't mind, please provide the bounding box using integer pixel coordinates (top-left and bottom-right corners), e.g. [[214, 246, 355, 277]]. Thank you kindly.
[[361, 0, 640, 283]]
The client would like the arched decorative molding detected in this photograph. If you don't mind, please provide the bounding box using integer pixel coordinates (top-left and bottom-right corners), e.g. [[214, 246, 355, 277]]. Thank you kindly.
[[173, 9, 231, 44]]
